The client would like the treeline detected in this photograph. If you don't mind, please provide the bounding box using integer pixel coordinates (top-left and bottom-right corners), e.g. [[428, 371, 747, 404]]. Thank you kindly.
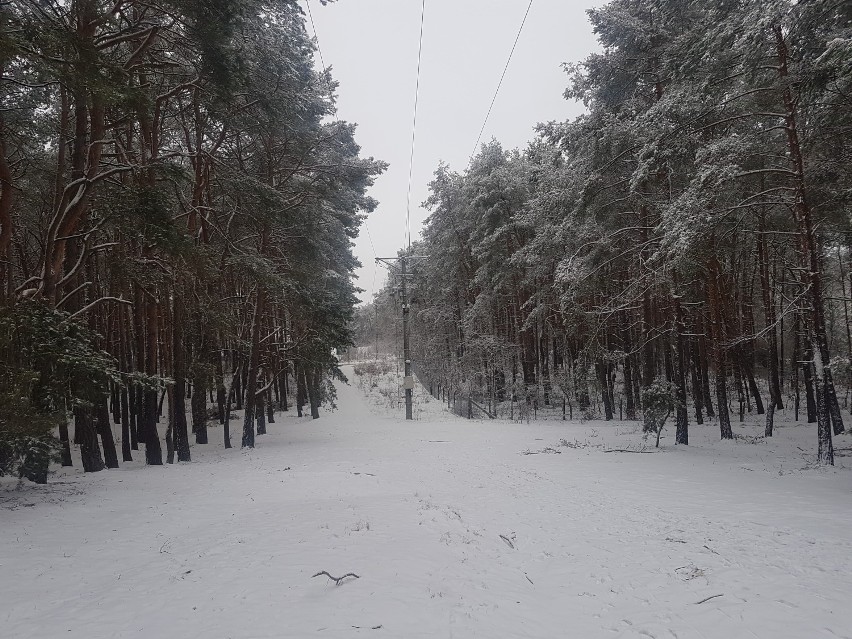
[[0, 0, 384, 482], [370, 0, 851, 463]]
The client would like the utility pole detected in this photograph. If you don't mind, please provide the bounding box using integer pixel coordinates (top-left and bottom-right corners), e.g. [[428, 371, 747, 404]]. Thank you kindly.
[[376, 254, 425, 420], [401, 256, 413, 419]]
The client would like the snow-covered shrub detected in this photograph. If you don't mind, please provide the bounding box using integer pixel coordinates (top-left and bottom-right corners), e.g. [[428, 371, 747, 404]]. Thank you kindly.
[[641, 381, 678, 445], [0, 371, 61, 483], [353, 358, 393, 391], [0, 301, 120, 482]]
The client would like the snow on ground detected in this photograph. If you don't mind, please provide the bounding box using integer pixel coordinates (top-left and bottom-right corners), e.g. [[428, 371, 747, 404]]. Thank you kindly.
[[2, 366, 852, 639]]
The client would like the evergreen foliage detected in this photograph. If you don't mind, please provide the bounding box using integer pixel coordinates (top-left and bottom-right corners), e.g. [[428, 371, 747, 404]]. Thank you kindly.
[[373, 0, 852, 464], [0, 0, 383, 477]]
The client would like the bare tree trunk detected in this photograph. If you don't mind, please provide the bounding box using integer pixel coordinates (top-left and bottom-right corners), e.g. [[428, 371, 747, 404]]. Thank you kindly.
[[296, 359, 307, 418], [758, 221, 784, 409], [96, 396, 119, 469], [143, 291, 163, 465], [192, 366, 208, 444], [242, 287, 265, 448], [256, 382, 266, 435], [673, 290, 689, 445], [172, 297, 191, 462], [75, 406, 105, 473], [58, 417, 73, 467], [120, 385, 132, 462], [621, 312, 637, 420], [708, 257, 733, 440], [775, 25, 838, 462], [308, 365, 321, 419]]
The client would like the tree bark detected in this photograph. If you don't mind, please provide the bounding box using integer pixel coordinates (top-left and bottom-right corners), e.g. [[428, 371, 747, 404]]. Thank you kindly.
[[58, 417, 73, 467], [75, 406, 104, 473], [96, 396, 119, 469], [242, 287, 265, 448], [142, 291, 162, 465], [192, 366, 208, 445], [774, 25, 837, 462], [758, 222, 784, 409], [307, 365, 321, 419], [708, 257, 733, 439], [172, 297, 191, 462], [673, 290, 689, 445]]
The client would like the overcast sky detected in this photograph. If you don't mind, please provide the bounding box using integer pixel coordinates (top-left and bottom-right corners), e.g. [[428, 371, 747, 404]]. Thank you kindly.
[[300, 0, 603, 303]]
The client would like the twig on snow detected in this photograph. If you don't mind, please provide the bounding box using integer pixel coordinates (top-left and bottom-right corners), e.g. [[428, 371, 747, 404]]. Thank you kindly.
[[312, 571, 360, 585], [499, 534, 515, 549], [603, 448, 657, 454], [695, 594, 724, 604]]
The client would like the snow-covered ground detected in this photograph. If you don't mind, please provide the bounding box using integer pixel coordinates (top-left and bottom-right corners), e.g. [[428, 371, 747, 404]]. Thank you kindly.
[[2, 366, 851, 639]]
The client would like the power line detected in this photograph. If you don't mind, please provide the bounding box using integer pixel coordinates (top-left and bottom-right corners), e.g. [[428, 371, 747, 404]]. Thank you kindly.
[[364, 223, 377, 258], [405, 0, 426, 250], [469, 0, 535, 165], [305, 0, 327, 71]]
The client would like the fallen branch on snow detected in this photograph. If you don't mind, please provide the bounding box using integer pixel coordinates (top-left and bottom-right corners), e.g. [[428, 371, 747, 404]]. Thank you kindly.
[[313, 571, 360, 585], [499, 534, 515, 549], [603, 448, 657, 454], [521, 447, 562, 455], [695, 594, 723, 604]]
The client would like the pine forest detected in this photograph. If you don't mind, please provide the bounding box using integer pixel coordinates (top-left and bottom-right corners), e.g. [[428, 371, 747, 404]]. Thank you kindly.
[[361, 0, 852, 465], [2, 2, 852, 637], [1, 0, 384, 480]]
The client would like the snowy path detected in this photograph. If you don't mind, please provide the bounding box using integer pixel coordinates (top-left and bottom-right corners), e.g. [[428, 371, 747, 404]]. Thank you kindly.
[[2, 368, 852, 639]]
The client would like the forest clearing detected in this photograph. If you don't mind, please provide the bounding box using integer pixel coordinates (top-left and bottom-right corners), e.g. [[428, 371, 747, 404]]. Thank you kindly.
[[3, 367, 851, 639]]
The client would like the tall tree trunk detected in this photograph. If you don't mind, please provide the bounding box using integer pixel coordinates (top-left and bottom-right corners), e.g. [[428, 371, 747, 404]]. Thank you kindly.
[[58, 417, 73, 467], [280, 366, 289, 411], [758, 221, 784, 409], [120, 385, 132, 462], [673, 290, 689, 445], [775, 25, 838, 462], [75, 406, 104, 473], [96, 396, 119, 469], [641, 283, 655, 432], [256, 383, 266, 435], [172, 298, 191, 462], [708, 258, 733, 439], [802, 340, 818, 423], [308, 365, 321, 419], [697, 312, 714, 417], [0, 106, 18, 300], [689, 336, 704, 425], [143, 292, 163, 465], [118, 303, 132, 461], [234, 352, 243, 411], [165, 386, 175, 464], [296, 359, 307, 417], [192, 366, 208, 444], [242, 288, 265, 448], [621, 312, 637, 420], [596, 360, 614, 420], [223, 386, 233, 450]]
